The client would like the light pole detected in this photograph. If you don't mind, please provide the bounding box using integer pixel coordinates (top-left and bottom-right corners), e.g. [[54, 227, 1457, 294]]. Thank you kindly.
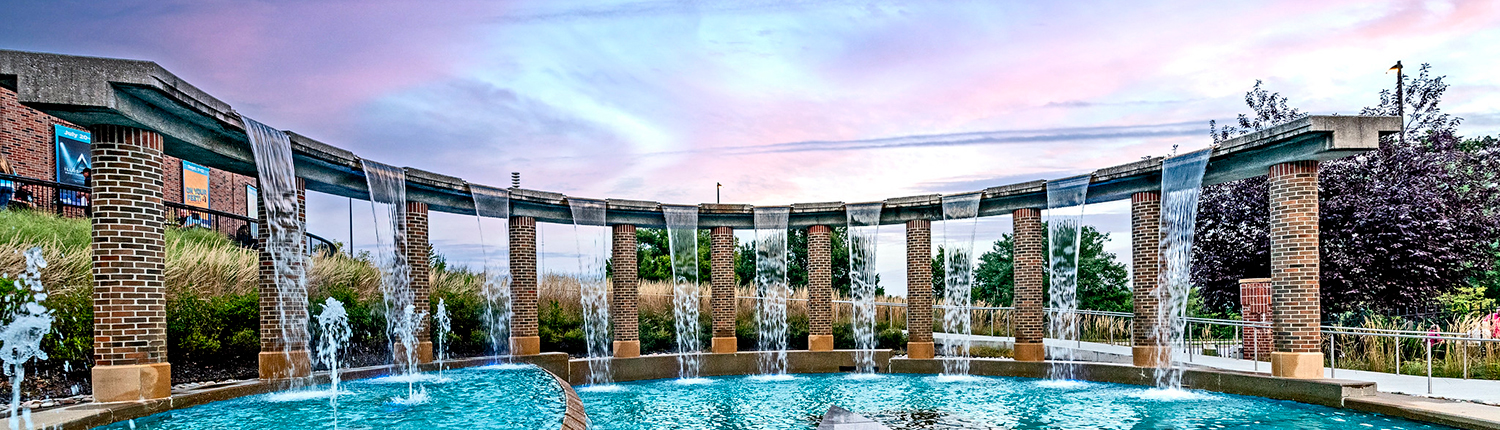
[[716, 182, 722, 204], [1389, 61, 1404, 145]]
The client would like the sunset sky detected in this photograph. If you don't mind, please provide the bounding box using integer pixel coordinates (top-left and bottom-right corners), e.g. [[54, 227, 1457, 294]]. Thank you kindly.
[[6, 0, 1499, 294]]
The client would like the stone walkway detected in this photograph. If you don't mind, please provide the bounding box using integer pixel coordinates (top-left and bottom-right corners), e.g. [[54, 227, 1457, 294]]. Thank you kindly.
[[933, 333, 1500, 405]]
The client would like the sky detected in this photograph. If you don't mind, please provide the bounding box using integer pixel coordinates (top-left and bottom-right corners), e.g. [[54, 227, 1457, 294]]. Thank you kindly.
[[6, 0, 1500, 295]]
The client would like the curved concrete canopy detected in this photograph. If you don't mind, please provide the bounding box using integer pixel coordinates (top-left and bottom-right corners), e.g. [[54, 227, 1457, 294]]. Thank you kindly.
[[0, 49, 1400, 228]]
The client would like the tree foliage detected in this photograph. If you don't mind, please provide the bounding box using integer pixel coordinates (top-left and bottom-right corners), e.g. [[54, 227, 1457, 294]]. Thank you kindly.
[[1194, 64, 1500, 314], [936, 225, 1130, 312]]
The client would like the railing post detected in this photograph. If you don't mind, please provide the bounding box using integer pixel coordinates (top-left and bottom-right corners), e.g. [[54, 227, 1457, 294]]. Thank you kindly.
[[1330, 332, 1336, 378], [1426, 339, 1433, 394]]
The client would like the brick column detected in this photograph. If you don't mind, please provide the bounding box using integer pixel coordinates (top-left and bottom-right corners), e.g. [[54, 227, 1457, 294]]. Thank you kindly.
[[710, 227, 737, 353], [611, 224, 641, 358], [510, 216, 541, 355], [400, 201, 434, 363], [89, 125, 171, 402], [807, 225, 834, 351], [1240, 278, 1273, 361], [1269, 160, 1322, 378], [905, 220, 935, 359], [1012, 208, 1045, 362], [257, 178, 312, 379], [1130, 192, 1164, 367]]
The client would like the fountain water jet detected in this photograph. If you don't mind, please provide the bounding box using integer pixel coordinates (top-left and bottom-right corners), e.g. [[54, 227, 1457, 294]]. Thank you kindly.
[[3, 248, 53, 430], [662, 205, 704, 379], [1045, 175, 1090, 381], [568, 198, 613, 386], [1153, 149, 1212, 390], [243, 117, 310, 382], [361, 160, 425, 400], [434, 299, 450, 365], [314, 297, 350, 425], [753, 207, 791, 376], [939, 193, 980, 376], [845, 203, 882, 374], [469, 184, 512, 358]]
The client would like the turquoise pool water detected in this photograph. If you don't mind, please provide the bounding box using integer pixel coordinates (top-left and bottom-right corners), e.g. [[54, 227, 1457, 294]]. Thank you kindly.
[[578, 373, 1453, 430], [95, 364, 563, 430]]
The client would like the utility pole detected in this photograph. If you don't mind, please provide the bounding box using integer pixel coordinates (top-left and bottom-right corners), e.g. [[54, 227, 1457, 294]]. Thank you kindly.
[[1390, 61, 1404, 145], [348, 196, 354, 257], [716, 182, 721, 204]]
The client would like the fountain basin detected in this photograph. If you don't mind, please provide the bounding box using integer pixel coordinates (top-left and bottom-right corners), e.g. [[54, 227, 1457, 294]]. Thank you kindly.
[[578, 371, 1453, 429]]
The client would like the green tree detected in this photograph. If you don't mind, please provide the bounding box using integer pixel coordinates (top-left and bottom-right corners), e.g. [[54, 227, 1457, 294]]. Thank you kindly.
[[970, 225, 1132, 312], [735, 227, 860, 296], [636, 227, 712, 283]]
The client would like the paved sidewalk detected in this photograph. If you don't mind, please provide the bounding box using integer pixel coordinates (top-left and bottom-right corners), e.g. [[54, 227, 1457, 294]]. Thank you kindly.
[[933, 332, 1500, 405]]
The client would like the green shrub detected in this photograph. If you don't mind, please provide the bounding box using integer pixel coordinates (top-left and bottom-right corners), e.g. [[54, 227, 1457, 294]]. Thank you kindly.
[[166, 292, 259, 363], [539, 300, 585, 355]]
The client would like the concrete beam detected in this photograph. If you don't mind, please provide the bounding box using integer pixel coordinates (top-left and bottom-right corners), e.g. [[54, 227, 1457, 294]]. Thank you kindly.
[[1, 49, 1400, 228]]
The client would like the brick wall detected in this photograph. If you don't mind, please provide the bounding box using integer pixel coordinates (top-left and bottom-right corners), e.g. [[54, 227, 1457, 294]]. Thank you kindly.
[[1012, 208, 1045, 345], [710, 226, 736, 339], [405, 201, 432, 342], [1269, 161, 1321, 354], [906, 220, 933, 344], [1241, 278, 1273, 360], [90, 124, 167, 367], [612, 224, 639, 342], [807, 225, 833, 337], [1130, 192, 1162, 346], [258, 178, 308, 353], [0, 87, 66, 179], [4, 88, 254, 223], [510, 216, 539, 339]]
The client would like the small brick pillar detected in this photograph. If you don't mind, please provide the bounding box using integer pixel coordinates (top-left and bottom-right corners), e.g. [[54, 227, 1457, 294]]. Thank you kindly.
[[807, 225, 834, 351], [510, 216, 541, 355], [1240, 278, 1273, 361], [710, 226, 737, 353], [905, 219, 935, 359], [611, 224, 641, 358], [1130, 192, 1164, 367], [257, 178, 312, 379], [89, 124, 172, 402], [1268, 160, 1322, 378], [1012, 208, 1046, 362]]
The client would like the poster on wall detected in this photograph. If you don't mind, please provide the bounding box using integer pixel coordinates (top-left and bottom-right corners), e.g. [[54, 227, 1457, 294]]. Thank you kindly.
[[181, 160, 212, 228], [54, 125, 91, 206], [246, 185, 259, 236]]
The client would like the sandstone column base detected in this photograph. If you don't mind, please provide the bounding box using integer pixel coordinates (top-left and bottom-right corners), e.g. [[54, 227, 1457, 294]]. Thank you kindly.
[[1014, 342, 1045, 362], [258, 350, 312, 379], [711, 336, 737, 354], [1271, 352, 1324, 379], [907, 341, 934, 359], [1132, 345, 1168, 368], [808, 335, 834, 351], [512, 336, 542, 356], [93, 363, 171, 402], [613, 340, 641, 358], [393, 341, 435, 365]]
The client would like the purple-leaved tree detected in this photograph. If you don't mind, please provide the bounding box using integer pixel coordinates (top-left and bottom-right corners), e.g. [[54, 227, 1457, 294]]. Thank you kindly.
[[1192, 64, 1500, 317]]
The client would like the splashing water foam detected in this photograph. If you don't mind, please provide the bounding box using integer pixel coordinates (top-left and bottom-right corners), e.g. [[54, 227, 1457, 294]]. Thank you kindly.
[[1045, 175, 1090, 382], [753, 207, 791, 376], [940, 193, 980, 376], [663, 205, 704, 379]]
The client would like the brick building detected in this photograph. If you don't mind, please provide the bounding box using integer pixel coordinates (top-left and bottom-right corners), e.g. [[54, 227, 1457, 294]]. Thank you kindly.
[[1, 86, 257, 229]]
